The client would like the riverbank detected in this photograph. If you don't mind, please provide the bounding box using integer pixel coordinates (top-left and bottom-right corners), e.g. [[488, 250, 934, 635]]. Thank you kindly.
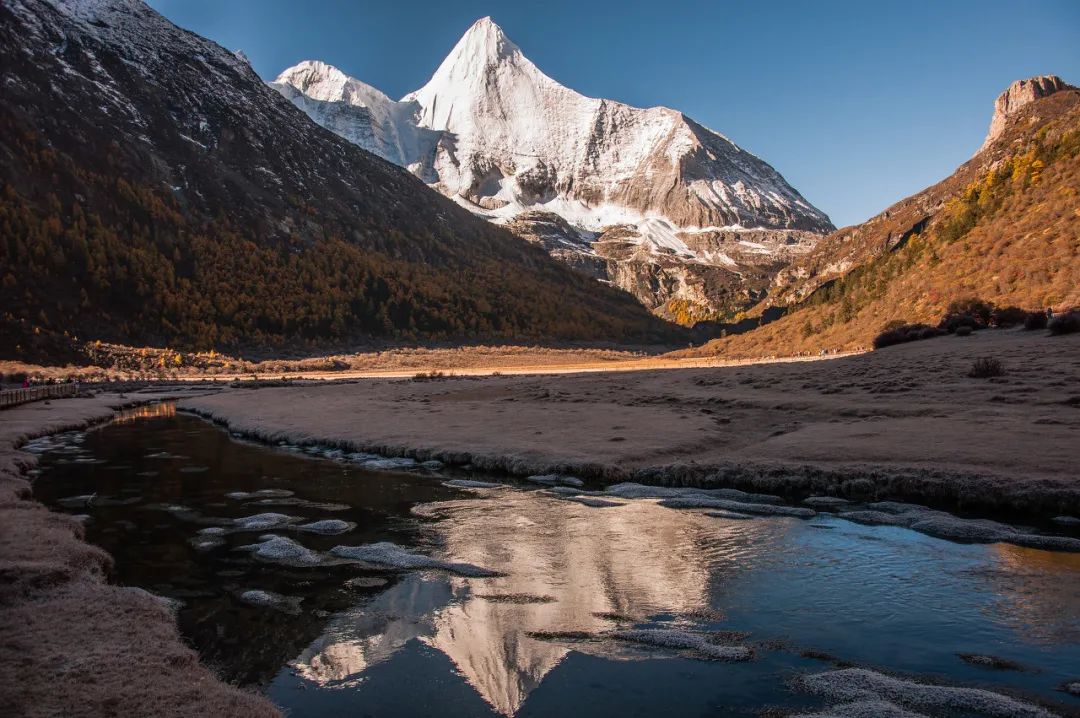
[[181, 329, 1080, 519], [0, 391, 279, 718]]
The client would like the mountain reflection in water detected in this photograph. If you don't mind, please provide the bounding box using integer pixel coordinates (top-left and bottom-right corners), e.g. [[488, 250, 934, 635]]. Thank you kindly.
[[290, 495, 778, 714], [31, 412, 1080, 717]]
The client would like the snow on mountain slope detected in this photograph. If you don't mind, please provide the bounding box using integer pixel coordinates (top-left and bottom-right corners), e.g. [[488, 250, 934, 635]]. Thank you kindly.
[[273, 16, 835, 322], [272, 61, 441, 179]]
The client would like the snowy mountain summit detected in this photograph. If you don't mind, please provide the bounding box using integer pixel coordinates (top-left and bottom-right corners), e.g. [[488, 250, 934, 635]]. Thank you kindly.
[[274, 17, 835, 322]]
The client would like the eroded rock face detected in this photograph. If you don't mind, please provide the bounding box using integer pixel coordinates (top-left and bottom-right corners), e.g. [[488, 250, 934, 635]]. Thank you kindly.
[[982, 75, 1068, 149]]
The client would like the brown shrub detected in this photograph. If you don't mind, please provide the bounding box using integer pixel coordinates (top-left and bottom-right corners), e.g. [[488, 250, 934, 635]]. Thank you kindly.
[[872, 323, 940, 350], [1023, 311, 1049, 330], [1048, 310, 1080, 335], [968, 357, 1005, 378]]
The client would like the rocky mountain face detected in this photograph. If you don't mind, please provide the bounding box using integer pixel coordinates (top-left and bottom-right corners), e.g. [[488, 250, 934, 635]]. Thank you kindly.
[[0, 0, 681, 360], [981, 75, 1068, 150], [274, 17, 834, 324], [680, 76, 1080, 358]]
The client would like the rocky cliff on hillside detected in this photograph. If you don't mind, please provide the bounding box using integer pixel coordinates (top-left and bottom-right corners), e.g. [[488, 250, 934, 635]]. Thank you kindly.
[[982, 75, 1068, 150], [273, 17, 833, 323], [681, 76, 1080, 358], [764, 75, 1077, 309]]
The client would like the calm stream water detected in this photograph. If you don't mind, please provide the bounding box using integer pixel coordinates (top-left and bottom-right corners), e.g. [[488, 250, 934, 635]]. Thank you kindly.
[[28, 403, 1080, 717]]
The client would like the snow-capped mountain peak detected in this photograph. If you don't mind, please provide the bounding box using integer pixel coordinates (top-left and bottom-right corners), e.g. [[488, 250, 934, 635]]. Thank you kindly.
[[272, 16, 835, 322], [276, 60, 394, 109]]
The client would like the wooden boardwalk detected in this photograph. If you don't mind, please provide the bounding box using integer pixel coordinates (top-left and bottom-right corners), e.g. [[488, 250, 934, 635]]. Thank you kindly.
[[0, 384, 78, 410]]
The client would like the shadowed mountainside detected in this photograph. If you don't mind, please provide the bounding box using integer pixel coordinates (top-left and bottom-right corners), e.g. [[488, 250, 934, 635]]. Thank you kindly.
[[0, 0, 683, 364]]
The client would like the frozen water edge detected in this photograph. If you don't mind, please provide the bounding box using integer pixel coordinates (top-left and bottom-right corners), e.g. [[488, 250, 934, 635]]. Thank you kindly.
[[795, 668, 1056, 718], [837, 503, 1080, 552], [330, 541, 500, 577], [611, 629, 752, 662], [236, 535, 328, 566], [238, 589, 303, 614]]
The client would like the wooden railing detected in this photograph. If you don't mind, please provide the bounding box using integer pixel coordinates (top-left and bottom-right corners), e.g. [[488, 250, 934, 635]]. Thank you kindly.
[[0, 384, 78, 410]]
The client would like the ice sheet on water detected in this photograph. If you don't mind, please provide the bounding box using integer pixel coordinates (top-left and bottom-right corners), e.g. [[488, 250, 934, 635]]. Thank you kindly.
[[611, 628, 752, 661], [443, 479, 503, 489], [237, 535, 326, 566], [803, 496, 852, 509], [359, 457, 418, 471], [838, 506, 1080, 551], [294, 519, 356, 535], [704, 510, 754, 520], [330, 541, 499, 577], [238, 589, 303, 614], [659, 496, 816, 518], [796, 668, 1055, 718], [565, 496, 624, 508], [233, 513, 302, 531], [526, 474, 584, 487], [225, 489, 294, 500]]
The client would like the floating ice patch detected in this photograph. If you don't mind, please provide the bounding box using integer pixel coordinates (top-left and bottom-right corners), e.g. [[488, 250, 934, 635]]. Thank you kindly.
[[238, 589, 303, 614], [611, 629, 752, 661], [545, 486, 584, 496], [604, 483, 703, 499], [659, 496, 816, 518], [57, 494, 96, 508], [233, 513, 303, 531], [145, 451, 188, 459], [247, 497, 352, 512], [294, 519, 356, 535], [838, 505, 1080, 551], [179, 465, 209, 474], [443, 479, 503, 489], [360, 457, 418, 471], [705, 510, 754, 520], [1063, 680, 1080, 696], [803, 496, 852, 509], [343, 576, 389, 590], [526, 474, 584, 487], [565, 496, 624, 508], [226, 488, 295, 500], [837, 510, 909, 527], [796, 668, 1054, 718], [237, 535, 326, 566], [473, 593, 556, 604], [1051, 515, 1080, 525], [330, 541, 499, 577]]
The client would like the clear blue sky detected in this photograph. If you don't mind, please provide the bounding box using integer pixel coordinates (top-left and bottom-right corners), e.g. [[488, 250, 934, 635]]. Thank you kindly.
[[148, 0, 1080, 228]]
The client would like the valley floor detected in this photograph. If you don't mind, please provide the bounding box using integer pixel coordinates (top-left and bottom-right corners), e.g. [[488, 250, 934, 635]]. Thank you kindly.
[[182, 329, 1080, 518]]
